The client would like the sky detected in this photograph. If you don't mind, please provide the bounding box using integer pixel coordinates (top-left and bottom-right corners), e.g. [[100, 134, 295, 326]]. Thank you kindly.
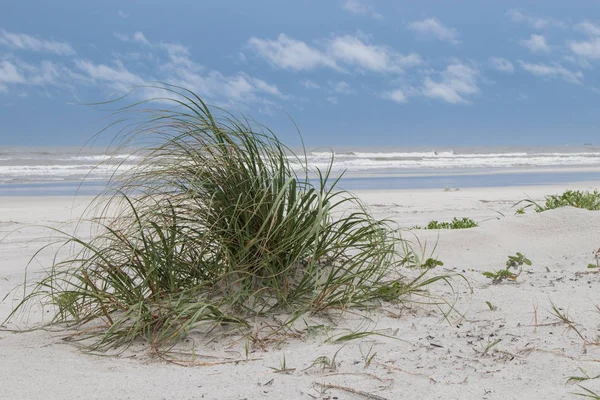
[[2, 0, 600, 148]]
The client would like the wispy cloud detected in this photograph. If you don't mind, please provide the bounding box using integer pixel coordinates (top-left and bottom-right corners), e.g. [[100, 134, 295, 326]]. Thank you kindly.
[[569, 22, 600, 60], [102, 32, 287, 109], [0, 60, 25, 91], [247, 34, 338, 71], [383, 88, 407, 103], [329, 80, 353, 94], [407, 18, 459, 45], [340, 0, 382, 20], [520, 34, 551, 53], [422, 63, 479, 104], [575, 21, 600, 36], [519, 61, 583, 84], [328, 35, 422, 73], [506, 9, 565, 29], [117, 10, 129, 19], [570, 38, 600, 60], [0, 58, 64, 93], [489, 57, 514, 73], [114, 31, 151, 46], [74, 59, 145, 93], [248, 33, 421, 74], [300, 79, 320, 89], [0, 29, 75, 55]]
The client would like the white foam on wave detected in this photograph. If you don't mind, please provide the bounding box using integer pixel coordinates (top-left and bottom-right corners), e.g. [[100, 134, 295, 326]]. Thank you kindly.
[[293, 152, 600, 171], [0, 164, 135, 182], [66, 154, 141, 162]]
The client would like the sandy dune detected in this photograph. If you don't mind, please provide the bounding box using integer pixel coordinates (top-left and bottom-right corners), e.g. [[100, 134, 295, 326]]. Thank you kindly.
[[1, 183, 600, 399]]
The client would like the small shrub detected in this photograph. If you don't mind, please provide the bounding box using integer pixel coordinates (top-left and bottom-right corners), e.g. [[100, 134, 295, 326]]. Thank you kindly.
[[417, 217, 478, 230], [518, 190, 600, 212], [483, 252, 532, 284]]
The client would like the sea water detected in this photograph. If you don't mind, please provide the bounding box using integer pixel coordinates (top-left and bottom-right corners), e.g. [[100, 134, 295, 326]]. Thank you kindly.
[[1, 145, 600, 195]]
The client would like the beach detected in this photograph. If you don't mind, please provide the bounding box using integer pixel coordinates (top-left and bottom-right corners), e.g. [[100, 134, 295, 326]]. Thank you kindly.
[[2, 181, 600, 400]]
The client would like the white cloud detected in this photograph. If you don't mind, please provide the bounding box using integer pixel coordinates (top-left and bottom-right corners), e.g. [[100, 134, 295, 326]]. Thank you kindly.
[[569, 21, 600, 60], [0, 29, 75, 55], [422, 63, 479, 104], [0, 58, 64, 93], [114, 33, 130, 42], [341, 0, 383, 20], [0, 61, 25, 85], [520, 34, 550, 53], [489, 57, 514, 73], [329, 80, 353, 94], [248, 33, 421, 74], [100, 33, 286, 107], [383, 88, 407, 103], [328, 35, 422, 73], [407, 18, 459, 45], [133, 32, 149, 45], [506, 9, 565, 29], [0, 31, 285, 109], [247, 34, 337, 71], [326, 96, 338, 104], [519, 61, 583, 84], [300, 79, 320, 89], [74, 59, 145, 93], [575, 21, 600, 36], [117, 10, 129, 19], [569, 38, 600, 60], [114, 31, 152, 46]]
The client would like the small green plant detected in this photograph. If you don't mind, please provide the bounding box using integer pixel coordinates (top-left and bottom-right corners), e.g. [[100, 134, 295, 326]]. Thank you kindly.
[[480, 338, 501, 356], [572, 386, 600, 399], [515, 207, 525, 215], [422, 257, 444, 269], [400, 236, 443, 269], [485, 301, 497, 311], [568, 368, 600, 385], [587, 249, 600, 269], [550, 302, 587, 344], [517, 190, 600, 212], [568, 368, 600, 399], [269, 353, 295, 374], [304, 346, 344, 372], [506, 252, 532, 269], [483, 252, 532, 284], [359, 341, 377, 369], [424, 217, 478, 230]]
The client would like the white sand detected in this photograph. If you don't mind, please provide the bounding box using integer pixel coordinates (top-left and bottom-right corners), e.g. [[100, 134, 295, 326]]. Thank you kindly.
[[2, 182, 600, 399]]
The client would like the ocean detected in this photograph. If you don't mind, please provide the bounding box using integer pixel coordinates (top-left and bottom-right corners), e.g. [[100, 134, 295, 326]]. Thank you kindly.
[[1, 145, 600, 195]]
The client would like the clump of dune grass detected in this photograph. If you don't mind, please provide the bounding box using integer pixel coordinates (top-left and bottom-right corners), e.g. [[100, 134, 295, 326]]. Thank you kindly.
[[6, 86, 452, 352], [518, 190, 600, 212]]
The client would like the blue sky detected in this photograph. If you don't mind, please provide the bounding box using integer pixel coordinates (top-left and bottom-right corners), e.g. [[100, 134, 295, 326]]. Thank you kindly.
[[2, 0, 600, 148]]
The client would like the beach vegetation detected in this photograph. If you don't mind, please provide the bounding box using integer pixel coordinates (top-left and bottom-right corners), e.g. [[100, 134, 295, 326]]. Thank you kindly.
[[587, 248, 600, 269], [414, 217, 478, 230], [482, 252, 531, 284], [400, 238, 444, 269], [568, 368, 600, 398], [518, 190, 600, 212], [6, 86, 453, 352], [359, 341, 377, 368]]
